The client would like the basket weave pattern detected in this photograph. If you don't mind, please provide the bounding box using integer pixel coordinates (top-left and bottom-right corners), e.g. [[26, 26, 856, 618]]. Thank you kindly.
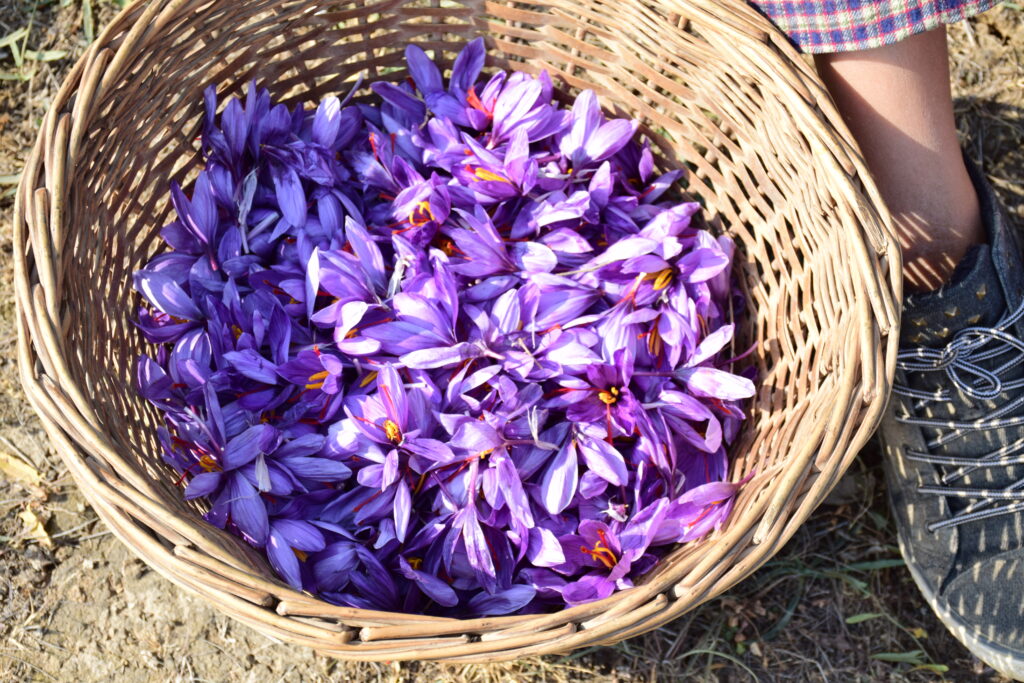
[[14, 0, 900, 661]]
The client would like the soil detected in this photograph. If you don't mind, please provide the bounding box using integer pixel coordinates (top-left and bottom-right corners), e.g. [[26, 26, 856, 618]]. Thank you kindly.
[[0, 2, 1022, 681]]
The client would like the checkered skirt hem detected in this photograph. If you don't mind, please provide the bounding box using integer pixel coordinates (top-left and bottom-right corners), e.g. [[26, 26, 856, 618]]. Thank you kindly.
[[749, 0, 1000, 53]]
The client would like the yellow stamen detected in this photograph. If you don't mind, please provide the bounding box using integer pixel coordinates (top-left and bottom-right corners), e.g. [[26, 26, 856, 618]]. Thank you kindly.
[[648, 325, 662, 357], [359, 371, 379, 388], [198, 454, 220, 472], [651, 268, 673, 291], [231, 325, 243, 339], [293, 548, 308, 562], [598, 386, 620, 405], [407, 556, 423, 570], [472, 167, 510, 183], [384, 418, 402, 444], [305, 370, 329, 390], [344, 328, 359, 339], [410, 200, 434, 226]]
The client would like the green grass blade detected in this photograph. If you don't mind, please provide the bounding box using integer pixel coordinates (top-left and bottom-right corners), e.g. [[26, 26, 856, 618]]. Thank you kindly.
[[845, 612, 884, 625]]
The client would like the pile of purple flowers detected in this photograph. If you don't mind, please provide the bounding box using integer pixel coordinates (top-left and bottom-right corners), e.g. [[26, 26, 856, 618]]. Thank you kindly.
[[134, 39, 755, 616]]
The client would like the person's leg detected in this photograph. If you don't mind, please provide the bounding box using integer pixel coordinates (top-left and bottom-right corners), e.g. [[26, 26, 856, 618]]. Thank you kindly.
[[813, 27, 983, 292], [812, 21, 1024, 680]]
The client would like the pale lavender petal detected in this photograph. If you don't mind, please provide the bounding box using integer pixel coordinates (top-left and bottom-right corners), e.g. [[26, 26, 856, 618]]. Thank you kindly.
[[401, 342, 482, 370], [540, 228, 593, 254], [450, 420, 504, 455], [584, 119, 638, 163], [527, 526, 565, 567], [312, 96, 341, 147], [687, 324, 735, 367], [134, 271, 202, 321], [678, 247, 730, 283], [377, 364, 409, 427], [254, 453, 271, 492], [461, 509, 497, 590], [678, 480, 742, 507], [677, 367, 755, 400], [281, 456, 351, 481], [511, 242, 557, 273], [576, 435, 627, 486], [402, 438, 455, 464], [394, 479, 412, 542], [541, 438, 578, 514]]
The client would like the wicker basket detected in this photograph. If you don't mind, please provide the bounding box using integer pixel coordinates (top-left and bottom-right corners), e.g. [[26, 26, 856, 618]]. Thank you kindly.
[[13, 0, 900, 662]]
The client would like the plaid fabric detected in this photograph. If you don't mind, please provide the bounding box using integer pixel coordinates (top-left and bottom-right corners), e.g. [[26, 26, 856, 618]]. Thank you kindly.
[[748, 0, 1000, 53]]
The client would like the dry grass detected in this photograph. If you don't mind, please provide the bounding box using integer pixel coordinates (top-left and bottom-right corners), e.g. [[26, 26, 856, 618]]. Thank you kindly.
[[1, 1, 1022, 681]]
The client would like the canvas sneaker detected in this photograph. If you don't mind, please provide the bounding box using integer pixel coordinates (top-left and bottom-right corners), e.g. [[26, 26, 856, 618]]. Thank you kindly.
[[878, 156, 1024, 680]]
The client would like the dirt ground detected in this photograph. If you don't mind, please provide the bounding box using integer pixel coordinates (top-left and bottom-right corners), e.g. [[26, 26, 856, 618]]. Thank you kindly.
[[1, 1, 1022, 681]]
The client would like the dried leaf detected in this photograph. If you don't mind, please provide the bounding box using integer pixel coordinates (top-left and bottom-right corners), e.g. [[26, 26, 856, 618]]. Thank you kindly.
[[18, 509, 52, 548], [0, 451, 42, 486]]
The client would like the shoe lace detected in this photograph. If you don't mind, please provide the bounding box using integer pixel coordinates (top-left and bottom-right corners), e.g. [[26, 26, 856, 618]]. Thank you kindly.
[[895, 297, 1024, 532]]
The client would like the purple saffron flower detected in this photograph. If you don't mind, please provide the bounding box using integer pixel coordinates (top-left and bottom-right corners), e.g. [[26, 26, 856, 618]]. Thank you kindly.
[[137, 58, 755, 617]]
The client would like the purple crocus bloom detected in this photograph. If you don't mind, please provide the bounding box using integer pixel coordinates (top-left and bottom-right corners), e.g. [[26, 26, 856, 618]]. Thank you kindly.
[[557, 90, 638, 170], [266, 517, 327, 589], [345, 364, 453, 541], [557, 498, 668, 605], [137, 55, 755, 616], [277, 346, 346, 395], [652, 475, 751, 545], [190, 417, 281, 547], [550, 349, 641, 440]]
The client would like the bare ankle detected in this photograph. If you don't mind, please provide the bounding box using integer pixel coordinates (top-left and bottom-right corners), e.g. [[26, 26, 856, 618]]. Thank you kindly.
[[900, 206, 985, 293]]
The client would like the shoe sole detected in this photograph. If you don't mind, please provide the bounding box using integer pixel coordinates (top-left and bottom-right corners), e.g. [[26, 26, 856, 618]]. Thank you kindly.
[[897, 531, 1024, 681]]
